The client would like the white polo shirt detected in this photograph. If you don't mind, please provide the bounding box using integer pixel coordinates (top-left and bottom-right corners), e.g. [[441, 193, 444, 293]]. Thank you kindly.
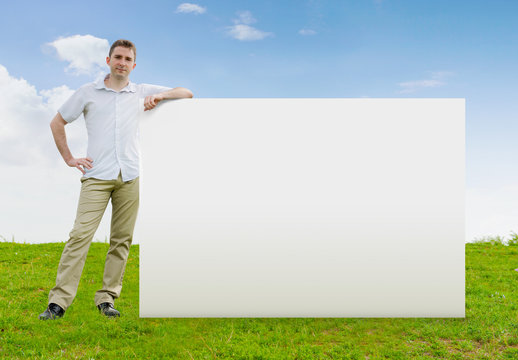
[[58, 76, 170, 181]]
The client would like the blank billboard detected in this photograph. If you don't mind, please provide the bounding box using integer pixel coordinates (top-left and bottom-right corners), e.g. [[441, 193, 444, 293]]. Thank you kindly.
[[137, 98, 465, 317]]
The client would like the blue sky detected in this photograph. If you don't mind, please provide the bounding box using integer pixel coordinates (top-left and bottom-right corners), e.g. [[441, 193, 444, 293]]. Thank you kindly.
[[1, 0, 518, 242], [2, 1, 516, 100]]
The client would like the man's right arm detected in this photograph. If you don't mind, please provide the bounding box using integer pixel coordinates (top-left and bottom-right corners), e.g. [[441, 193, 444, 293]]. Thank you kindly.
[[50, 112, 93, 175]]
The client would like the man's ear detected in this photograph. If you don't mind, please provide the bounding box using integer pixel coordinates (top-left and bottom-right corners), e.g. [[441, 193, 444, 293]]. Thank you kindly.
[[132, 63, 136, 70], [106, 56, 110, 65]]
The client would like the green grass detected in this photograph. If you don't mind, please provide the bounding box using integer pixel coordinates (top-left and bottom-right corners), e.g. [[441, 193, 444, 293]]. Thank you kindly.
[[1, 239, 517, 359]]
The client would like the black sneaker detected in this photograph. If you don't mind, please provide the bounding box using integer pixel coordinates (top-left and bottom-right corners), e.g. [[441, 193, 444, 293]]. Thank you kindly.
[[39, 303, 65, 320], [97, 302, 120, 317]]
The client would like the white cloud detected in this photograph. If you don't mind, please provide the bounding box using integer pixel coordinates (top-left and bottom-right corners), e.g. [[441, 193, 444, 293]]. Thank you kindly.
[[40, 85, 75, 113], [227, 24, 273, 41], [47, 34, 109, 76], [0, 64, 111, 244], [466, 185, 518, 242], [398, 79, 444, 93], [176, 3, 206, 14], [227, 11, 273, 41], [299, 29, 317, 35], [233, 10, 256, 25], [397, 70, 453, 94], [429, 70, 454, 79], [0, 64, 86, 167]]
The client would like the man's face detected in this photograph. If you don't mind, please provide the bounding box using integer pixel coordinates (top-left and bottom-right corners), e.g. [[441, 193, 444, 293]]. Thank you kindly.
[[106, 46, 136, 79]]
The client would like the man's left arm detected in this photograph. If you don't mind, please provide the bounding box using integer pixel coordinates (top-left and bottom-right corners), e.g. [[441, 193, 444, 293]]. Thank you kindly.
[[144, 87, 193, 111]]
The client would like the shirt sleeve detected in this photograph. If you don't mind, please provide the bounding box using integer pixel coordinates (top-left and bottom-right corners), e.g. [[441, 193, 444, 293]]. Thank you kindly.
[[58, 85, 88, 123], [138, 83, 172, 98]]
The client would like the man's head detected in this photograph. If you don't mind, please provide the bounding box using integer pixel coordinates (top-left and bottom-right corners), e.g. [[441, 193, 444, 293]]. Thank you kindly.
[[106, 39, 137, 80], [109, 39, 136, 61]]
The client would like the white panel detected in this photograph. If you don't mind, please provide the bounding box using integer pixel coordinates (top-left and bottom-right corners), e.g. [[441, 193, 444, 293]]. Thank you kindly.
[[136, 98, 465, 317]]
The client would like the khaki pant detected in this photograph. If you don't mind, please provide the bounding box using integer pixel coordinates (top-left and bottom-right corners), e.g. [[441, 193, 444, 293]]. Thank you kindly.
[[48, 171, 139, 310]]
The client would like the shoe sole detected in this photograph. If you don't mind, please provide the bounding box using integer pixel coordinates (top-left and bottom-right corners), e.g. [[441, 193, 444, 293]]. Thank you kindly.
[[99, 311, 120, 318], [38, 314, 63, 320]]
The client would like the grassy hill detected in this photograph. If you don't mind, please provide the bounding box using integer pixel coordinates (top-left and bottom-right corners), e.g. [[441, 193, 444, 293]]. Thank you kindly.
[[0, 239, 517, 359]]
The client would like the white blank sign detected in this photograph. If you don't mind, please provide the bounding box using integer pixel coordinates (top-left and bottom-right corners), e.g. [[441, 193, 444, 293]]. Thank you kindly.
[[137, 98, 465, 317]]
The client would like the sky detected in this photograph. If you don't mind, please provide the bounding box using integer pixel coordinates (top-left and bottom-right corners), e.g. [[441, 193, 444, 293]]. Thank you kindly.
[[0, 0, 517, 243]]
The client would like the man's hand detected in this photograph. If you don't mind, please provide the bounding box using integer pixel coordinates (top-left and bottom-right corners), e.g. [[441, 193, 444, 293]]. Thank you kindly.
[[66, 157, 93, 175], [144, 87, 193, 112], [144, 94, 164, 111]]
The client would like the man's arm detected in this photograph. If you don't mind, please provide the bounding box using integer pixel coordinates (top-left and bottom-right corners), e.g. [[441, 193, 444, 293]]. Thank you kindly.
[[50, 112, 93, 174], [144, 87, 194, 111]]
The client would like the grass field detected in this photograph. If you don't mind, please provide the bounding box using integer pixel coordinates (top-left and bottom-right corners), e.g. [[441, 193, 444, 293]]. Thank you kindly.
[[1, 238, 517, 359]]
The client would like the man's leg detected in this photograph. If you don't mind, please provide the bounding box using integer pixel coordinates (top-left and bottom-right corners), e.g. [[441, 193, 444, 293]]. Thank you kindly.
[[48, 177, 114, 310], [94, 172, 139, 307]]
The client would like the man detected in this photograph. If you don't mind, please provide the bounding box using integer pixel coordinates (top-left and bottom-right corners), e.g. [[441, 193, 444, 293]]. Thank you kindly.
[[39, 39, 193, 320]]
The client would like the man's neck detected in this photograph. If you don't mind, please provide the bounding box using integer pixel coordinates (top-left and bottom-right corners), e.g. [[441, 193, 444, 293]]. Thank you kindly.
[[104, 74, 130, 92]]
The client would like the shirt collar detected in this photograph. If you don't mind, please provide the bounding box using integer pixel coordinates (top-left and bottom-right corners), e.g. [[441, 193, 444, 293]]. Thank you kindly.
[[94, 74, 136, 93]]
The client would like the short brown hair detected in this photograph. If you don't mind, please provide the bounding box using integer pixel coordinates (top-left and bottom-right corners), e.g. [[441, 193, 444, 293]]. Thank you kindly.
[[109, 39, 137, 61]]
